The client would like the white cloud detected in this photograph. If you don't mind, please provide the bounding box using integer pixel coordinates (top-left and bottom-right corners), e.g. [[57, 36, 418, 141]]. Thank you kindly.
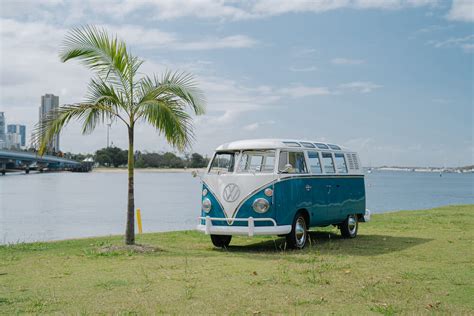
[[92, 0, 253, 21], [331, 58, 366, 65], [446, 0, 474, 22], [427, 34, 474, 52], [189, 76, 281, 143], [0, 0, 441, 23], [292, 48, 318, 57], [99, 24, 257, 51], [280, 81, 383, 98], [339, 81, 383, 93], [173, 35, 257, 50], [243, 120, 275, 131], [251, 0, 438, 17], [281, 86, 332, 98]]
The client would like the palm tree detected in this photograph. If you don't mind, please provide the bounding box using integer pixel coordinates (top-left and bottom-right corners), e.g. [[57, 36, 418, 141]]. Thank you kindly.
[[37, 26, 205, 245]]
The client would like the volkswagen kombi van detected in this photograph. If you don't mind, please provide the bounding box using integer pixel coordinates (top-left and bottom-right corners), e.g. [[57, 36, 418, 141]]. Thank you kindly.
[[196, 139, 370, 249]]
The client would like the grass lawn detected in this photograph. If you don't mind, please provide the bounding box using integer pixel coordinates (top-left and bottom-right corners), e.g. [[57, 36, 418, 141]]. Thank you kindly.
[[1, 205, 473, 315]]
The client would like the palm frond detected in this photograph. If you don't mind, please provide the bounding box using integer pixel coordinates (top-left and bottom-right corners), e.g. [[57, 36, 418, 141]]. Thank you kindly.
[[136, 71, 206, 116], [59, 25, 142, 102], [85, 77, 128, 116], [34, 103, 116, 155], [139, 98, 194, 151]]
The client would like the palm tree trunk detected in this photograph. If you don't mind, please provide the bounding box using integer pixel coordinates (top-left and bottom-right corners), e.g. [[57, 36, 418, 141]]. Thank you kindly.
[[125, 125, 135, 245]]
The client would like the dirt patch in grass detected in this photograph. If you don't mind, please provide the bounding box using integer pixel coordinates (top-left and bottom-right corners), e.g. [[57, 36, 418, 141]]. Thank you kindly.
[[98, 244, 163, 254]]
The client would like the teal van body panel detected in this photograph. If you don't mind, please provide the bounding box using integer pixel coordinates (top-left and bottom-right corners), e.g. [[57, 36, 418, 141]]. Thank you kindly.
[[201, 175, 365, 228], [273, 175, 365, 227]]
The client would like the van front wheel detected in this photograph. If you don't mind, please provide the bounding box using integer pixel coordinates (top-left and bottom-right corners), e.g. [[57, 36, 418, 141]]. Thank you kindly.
[[340, 214, 358, 238], [286, 213, 308, 249], [210, 235, 232, 248]]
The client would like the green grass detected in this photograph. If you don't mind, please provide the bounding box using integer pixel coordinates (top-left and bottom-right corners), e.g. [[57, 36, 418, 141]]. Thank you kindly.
[[1, 205, 473, 315]]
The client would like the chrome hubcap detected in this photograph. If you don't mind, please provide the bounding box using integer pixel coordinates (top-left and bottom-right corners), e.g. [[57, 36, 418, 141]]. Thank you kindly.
[[295, 217, 306, 247], [348, 215, 357, 235]]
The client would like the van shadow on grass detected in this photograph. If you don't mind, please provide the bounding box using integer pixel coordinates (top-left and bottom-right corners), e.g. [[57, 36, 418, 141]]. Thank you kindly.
[[223, 231, 432, 257]]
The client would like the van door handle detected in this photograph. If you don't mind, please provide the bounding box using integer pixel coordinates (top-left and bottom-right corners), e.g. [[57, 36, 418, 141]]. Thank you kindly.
[[326, 185, 332, 188], [305, 184, 312, 191]]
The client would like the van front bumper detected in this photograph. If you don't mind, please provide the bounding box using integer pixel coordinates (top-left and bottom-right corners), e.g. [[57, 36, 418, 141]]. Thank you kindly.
[[197, 216, 291, 237]]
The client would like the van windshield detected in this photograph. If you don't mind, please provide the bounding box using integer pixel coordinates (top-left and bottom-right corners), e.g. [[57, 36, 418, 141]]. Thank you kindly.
[[237, 150, 275, 173], [209, 152, 236, 174]]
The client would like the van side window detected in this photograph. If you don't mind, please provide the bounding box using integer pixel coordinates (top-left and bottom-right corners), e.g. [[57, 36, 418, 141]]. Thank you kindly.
[[307, 151, 322, 174], [321, 152, 335, 174], [334, 153, 348, 173], [237, 150, 275, 173], [279, 151, 308, 174]]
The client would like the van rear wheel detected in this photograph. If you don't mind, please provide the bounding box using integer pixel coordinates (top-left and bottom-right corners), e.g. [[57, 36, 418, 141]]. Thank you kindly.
[[340, 214, 358, 238], [286, 213, 308, 249], [210, 235, 232, 248]]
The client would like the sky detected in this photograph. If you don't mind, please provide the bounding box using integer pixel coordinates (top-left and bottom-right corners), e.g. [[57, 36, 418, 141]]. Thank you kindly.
[[0, 0, 473, 167]]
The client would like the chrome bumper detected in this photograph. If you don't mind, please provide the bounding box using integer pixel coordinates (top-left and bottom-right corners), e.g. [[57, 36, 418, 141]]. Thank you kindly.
[[197, 216, 291, 237]]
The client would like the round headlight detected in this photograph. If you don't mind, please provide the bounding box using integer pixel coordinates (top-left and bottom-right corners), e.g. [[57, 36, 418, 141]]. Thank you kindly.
[[252, 198, 270, 214], [202, 188, 208, 196], [202, 198, 212, 213], [264, 188, 273, 197]]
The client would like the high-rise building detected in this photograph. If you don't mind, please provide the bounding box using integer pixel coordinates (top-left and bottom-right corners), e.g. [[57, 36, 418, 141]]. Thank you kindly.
[[39, 94, 60, 152], [7, 124, 26, 147], [0, 112, 5, 142], [6, 132, 20, 149]]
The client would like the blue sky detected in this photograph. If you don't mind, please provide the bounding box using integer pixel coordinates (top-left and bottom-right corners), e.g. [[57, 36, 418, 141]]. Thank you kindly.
[[0, 0, 472, 166]]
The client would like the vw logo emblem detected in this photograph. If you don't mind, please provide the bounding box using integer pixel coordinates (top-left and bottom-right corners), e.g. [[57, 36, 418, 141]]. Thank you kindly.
[[222, 183, 240, 203]]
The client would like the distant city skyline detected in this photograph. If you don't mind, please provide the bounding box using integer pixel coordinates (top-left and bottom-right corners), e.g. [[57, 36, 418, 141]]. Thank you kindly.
[[0, 0, 472, 166], [7, 124, 26, 147], [0, 111, 26, 149], [0, 112, 5, 144]]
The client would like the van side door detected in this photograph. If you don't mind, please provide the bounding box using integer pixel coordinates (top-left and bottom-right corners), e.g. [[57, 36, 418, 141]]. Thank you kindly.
[[306, 151, 330, 225], [321, 152, 340, 222], [274, 150, 311, 226]]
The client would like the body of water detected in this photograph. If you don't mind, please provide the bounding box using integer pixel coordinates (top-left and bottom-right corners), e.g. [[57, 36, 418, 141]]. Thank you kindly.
[[0, 170, 472, 244]]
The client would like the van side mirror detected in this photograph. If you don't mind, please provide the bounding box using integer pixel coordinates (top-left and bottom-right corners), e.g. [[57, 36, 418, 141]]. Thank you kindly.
[[279, 163, 293, 173], [191, 170, 199, 178]]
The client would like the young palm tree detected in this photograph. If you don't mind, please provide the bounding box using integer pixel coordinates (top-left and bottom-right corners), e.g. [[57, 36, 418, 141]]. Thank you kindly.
[[37, 26, 205, 245]]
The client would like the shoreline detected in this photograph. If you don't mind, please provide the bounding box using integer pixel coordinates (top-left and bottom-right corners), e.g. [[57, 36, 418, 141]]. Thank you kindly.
[[93, 167, 207, 173]]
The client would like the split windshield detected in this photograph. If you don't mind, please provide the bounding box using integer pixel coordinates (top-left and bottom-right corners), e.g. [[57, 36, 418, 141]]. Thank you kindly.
[[209, 150, 276, 174]]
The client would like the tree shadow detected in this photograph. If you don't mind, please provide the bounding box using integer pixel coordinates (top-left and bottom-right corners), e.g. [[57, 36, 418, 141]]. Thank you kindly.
[[221, 231, 432, 257]]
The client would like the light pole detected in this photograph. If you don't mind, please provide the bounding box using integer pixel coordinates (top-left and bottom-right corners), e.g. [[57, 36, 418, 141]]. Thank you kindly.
[[106, 122, 112, 148]]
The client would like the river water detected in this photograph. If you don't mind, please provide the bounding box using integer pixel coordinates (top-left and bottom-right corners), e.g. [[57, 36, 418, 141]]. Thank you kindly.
[[0, 170, 473, 244]]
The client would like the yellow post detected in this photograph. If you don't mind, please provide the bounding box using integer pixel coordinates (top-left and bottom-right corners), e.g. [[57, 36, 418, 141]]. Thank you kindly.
[[136, 208, 143, 234]]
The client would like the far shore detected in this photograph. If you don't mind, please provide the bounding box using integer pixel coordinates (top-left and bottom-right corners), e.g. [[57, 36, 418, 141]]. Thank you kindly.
[[93, 167, 207, 173]]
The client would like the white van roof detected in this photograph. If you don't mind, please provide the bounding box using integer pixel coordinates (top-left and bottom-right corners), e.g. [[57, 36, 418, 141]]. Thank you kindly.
[[216, 139, 351, 152]]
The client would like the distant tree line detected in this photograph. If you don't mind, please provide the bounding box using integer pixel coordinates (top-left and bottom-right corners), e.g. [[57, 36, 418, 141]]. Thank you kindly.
[[64, 146, 209, 168]]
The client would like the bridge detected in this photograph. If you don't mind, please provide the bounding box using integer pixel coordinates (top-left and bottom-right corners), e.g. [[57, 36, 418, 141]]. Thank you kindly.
[[0, 150, 92, 174]]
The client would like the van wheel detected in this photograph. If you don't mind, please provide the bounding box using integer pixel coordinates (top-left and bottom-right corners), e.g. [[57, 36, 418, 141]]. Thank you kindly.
[[340, 214, 358, 238], [210, 235, 232, 248], [286, 213, 308, 249]]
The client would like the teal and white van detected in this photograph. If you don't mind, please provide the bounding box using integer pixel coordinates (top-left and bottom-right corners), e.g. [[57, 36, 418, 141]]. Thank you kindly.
[[196, 139, 370, 249]]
